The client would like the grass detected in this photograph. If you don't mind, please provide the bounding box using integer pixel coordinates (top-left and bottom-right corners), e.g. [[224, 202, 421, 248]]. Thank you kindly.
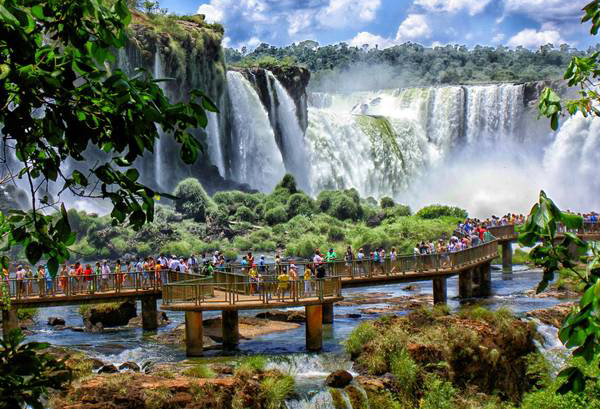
[[420, 374, 457, 409], [235, 355, 268, 376], [389, 348, 418, 394], [329, 388, 349, 409], [344, 321, 378, 357], [259, 374, 295, 409], [144, 387, 174, 409], [182, 363, 215, 378], [16, 307, 38, 321], [79, 302, 122, 316]]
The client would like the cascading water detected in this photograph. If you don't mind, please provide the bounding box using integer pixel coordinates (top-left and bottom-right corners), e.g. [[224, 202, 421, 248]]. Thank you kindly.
[[226, 71, 286, 191], [153, 51, 167, 191], [266, 71, 311, 192], [206, 112, 225, 176]]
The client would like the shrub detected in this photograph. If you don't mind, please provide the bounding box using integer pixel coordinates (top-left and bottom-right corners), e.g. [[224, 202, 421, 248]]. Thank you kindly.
[[327, 226, 345, 242], [173, 178, 213, 222], [260, 374, 295, 409], [234, 205, 256, 223], [316, 190, 335, 212], [330, 194, 361, 221], [420, 374, 457, 409], [390, 348, 418, 394], [237, 355, 268, 373], [344, 321, 378, 357], [268, 187, 291, 206], [285, 234, 325, 258], [286, 193, 314, 218], [265, 206, 288, 225], [387, 204, 412, 218], [416, 204, 467, 219], [275, 173, 298, 194], [182, 364, 215, 378], [233, 236, 253, 251], [380, 196, 395, 209]]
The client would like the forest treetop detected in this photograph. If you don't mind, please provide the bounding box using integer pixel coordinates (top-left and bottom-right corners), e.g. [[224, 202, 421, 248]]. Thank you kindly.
[[225, 40, 597, 92]]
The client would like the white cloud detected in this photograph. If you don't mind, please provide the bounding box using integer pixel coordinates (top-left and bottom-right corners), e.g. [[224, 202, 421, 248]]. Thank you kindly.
[[507, 28, 566, 48], [197, 2, 225, 23], [348, 31, 394, 49], [395, 14, 431, 42], [504, 0, 584, 22], [415, 0, 491, 16], [492, 33, 505, 43], [317, 0, 381, 28]]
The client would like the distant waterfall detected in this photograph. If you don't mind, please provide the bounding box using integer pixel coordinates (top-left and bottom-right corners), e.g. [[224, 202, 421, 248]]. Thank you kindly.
[[266, 71, 311, 193], [226, 71, 285, 191], [206, 112, 225, 176]]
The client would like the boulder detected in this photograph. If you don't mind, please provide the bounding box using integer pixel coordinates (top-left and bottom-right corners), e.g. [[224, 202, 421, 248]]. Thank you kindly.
[[97, 364, 119, 374], [119, 362, 141, 372], [326, 370, 353, 388], [255, 310, 305, 323], [82, 300, 137, 329], [127, 311, 169, 328], [210, 364, 234, 375], [402, 285, 420, 291], [85, 322, 104, 333], [90, 358, 105, 370], [335, 313, 362, 319], [48, 317, 66, 326]]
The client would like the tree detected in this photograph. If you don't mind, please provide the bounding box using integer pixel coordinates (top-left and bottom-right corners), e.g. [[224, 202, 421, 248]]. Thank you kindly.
[[539, 1, 600, 130], [0, 0, 216, 274], [172, 178, 212, 222]]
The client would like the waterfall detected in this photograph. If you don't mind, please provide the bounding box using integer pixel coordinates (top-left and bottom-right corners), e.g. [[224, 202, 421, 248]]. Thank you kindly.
[[206, 112, 225, 176], [153, 51, 166, 191], [226, 71, 286, 191], [266, 71, 311, 192]]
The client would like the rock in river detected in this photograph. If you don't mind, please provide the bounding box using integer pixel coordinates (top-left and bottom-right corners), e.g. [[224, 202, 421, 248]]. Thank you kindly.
[[325, 370, 353, 388]]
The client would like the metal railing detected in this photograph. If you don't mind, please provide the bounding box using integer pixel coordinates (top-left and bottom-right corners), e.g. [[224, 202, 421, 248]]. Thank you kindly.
[[3, 270, 205, 302], [162, 276, 342, 307]]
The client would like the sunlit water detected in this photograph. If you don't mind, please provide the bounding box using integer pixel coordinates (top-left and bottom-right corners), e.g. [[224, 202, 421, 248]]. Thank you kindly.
[[26, 265, 570, 405]]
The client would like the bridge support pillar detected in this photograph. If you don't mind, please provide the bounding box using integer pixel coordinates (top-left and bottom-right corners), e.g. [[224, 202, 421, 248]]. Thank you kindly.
[[433, 277, 447, 304], [2, 307, 18, 337], [458, 270, 473, 298], [221, 310, 239, 350], [305, 304, 323, 351], [322, 303, 334, 324], [141, 297, 158, 331], [479, 262, 492, 297], [502, 242, 513, 273], [185, 311, 203, 357]]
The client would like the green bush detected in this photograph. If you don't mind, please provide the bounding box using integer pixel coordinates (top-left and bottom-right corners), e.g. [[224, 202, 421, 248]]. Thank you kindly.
[[420, 374, 457, 409], [173, 178, 213, 222], [268, 188, 291, 206], [265, 206, 288, 226], [260, 374, 295, 409], [182, 364, 215, 378], [275, 173, 298, 194], [316, 190, 335, 212], [380, 196, 395, 208], [390, 348, 418, 394], [327, 226, 345, 242], [286, 193, 314, 218], [386, 204, 412, 218], [330, 194, 361, 220], [233, 236, 253, 251], [234, 205, 256, 223], [344, 321, 378, 357], [416, 204, 467, 220], [285, 233, 325, 258]]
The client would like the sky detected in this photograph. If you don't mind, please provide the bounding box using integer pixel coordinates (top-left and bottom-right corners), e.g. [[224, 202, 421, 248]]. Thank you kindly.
[[156, 0, 596, 51]]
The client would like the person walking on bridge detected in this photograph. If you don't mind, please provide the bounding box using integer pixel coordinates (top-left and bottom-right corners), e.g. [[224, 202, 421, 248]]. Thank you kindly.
[[101, 260, 110, 292]]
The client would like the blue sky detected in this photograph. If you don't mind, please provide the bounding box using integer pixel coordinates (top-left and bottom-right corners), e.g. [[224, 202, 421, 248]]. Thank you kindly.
[[157, 0, 596, 50]]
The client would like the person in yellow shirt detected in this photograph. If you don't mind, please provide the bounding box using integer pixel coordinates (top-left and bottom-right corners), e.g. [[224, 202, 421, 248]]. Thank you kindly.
[[303, 265, 312, 295], [277, 270, 289, 300], [248, 265, 258, 296]]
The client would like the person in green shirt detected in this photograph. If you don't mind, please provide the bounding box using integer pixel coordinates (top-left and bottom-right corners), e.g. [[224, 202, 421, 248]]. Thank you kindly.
[[326, 248, 337, 262]]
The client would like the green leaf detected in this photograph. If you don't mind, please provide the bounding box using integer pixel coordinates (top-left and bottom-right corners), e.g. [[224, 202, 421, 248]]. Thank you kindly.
[[25, 241, 43, 265], [125, 168, 139, 181]]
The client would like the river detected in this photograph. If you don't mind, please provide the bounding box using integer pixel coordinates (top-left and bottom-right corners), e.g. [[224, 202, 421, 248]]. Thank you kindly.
[[26, 264, 568, 407]]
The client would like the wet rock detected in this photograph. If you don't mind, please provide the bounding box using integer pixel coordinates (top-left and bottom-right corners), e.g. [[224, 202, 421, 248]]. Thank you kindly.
[[325, 370, 353, 388], [127, 311, 169, 328], [402, 285, 420, 291], [527, 302, 577, 328], [356, 376, 385, 391], [90, 358, 105, 370], [82, 300, 137, 329], [85, 322, 104, 333], [97, 364, 119, 374], [210, 363, 234, 375], [335, 313, 362, 319], [48, 317, 65, 326], [255, 310, 305, 323], [119, 361, 141, 372]]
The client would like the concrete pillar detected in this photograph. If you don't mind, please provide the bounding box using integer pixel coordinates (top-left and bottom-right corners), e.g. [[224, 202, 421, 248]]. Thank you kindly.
[[2, 308, 18, 337], [433, 277, 447, 304], [458, 269, 473, 298], [322, 303, 334, 324], [185, 311, 203, 357], [141, 297, 158, 331], [502, 242, 513, 272], [221, 310, 239, 350], [305, 304, 323, 351], [479, 262, 492, 297]]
